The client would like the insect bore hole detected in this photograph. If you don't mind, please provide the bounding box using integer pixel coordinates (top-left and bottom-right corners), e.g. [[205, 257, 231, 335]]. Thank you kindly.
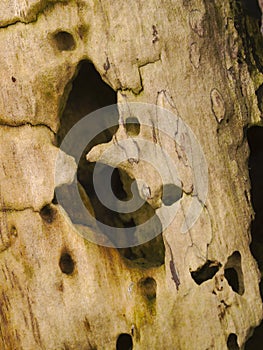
[[52, 31, 76, 51], [125, 117, 140, 136], [59, 252, 75, 275]]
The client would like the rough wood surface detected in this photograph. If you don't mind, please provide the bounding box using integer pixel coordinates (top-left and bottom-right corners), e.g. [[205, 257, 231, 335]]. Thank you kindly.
[[0, 1, 262, 349]]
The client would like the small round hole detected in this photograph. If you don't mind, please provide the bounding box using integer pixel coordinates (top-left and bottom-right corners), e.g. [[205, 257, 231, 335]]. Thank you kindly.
[[40, 205, 56, 223], [162, 184, 182, 206], [125, 117, 140, 136], [52, 31, 76, 51], [59, 252, 75, 275], [116, 333, 133, 350]]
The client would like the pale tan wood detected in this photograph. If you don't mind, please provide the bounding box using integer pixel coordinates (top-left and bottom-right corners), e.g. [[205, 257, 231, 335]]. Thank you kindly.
[[0, 1, 262, 349]]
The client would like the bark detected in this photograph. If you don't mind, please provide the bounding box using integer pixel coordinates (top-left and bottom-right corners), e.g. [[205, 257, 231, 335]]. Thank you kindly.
[[0, 0, 263, 349]]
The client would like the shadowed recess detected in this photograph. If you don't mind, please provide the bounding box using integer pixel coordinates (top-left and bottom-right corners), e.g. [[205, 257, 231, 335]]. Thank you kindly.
[[224, 268, 239, 293], [224, 251, 244, 295], [245, 126, 263, 348], [79, 163, 133, 228], [118, 233, 165, 268], [248, 127, 263, 271], [116, 334, 133, 350], [56, 60, 165, 266], [83, 163, 165, 267], [260, 279, 263, 303], [191, 260, 221, 285], [239, 0, 261, 19], [256, 84, 263, 113], [56, 60, 119, 231], [52, 31, 76, 51], [245, 322, 263, 349], [227, 333, 239, 350], [57, 60, 118, 146]]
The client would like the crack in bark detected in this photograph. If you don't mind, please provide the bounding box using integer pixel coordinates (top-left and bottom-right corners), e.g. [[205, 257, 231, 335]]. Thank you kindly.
[[26, 295, 42, 346], [136, 54, 162, 95], [181, 200, 213, 263], [0, 122, 56, 136], [137, 54, 162, 69], [0, 207, 41, 214]]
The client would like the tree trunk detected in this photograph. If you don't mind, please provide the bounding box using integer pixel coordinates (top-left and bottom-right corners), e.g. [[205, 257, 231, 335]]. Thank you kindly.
[[0, 0, 262, 349]]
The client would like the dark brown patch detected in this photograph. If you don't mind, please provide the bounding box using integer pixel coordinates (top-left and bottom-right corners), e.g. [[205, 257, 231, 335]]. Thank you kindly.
[[52, 31, 76, 51], [40, 205, 56, 224], [59, 252, 75, 275], [138, 277, 157, 301], [103, 57, 110, 72], [57, 281, 64, 292]]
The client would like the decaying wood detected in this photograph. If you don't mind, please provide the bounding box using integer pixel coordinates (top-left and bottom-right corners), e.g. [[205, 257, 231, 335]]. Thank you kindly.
[[0, 1, 262, 349]]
